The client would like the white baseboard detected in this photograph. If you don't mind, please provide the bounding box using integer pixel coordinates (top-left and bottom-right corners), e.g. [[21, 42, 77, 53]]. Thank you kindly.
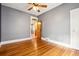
[[0, 37, 31, 45], [42, 37, 79, 50], [42, 37, 49, 41], [1, 37, 79, 50]]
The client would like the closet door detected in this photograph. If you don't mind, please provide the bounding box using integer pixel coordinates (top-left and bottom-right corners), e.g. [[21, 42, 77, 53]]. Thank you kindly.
[[70, 8, 79, 48]]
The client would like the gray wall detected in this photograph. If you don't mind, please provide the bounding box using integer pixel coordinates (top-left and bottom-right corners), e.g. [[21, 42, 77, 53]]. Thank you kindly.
[[1, 6, 31, 42], [0, 3, 1, 42], [38, 3, 79, 44]]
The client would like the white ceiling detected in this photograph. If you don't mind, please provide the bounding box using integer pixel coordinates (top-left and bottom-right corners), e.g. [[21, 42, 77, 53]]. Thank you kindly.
[[2, 3, 62, 16]]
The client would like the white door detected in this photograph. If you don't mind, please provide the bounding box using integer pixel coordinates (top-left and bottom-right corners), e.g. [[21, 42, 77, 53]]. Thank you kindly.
[[70, 8, 79, 48], [30, 16, 38, 38]]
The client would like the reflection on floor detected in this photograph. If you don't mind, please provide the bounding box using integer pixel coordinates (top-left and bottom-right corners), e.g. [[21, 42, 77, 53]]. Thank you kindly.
[[0, 39, 79, 56]]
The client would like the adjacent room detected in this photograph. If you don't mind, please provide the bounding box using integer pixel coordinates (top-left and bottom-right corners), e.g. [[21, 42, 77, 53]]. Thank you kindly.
[[0, 3, 79, 56]]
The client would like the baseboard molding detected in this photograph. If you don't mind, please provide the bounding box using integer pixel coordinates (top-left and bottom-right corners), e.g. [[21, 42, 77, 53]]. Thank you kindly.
[[42, 37, 49, 41], [42, 37, 79, 50], [1, 37, 79, 50], [0, 37, 31, 45]]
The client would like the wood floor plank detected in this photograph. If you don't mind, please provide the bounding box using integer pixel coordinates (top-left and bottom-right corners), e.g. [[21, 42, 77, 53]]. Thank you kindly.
[[0, 39, 79, 56]]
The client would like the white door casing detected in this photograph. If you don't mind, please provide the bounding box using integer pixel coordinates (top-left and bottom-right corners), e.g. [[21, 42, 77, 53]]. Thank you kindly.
[[70, 8, 79, 48]]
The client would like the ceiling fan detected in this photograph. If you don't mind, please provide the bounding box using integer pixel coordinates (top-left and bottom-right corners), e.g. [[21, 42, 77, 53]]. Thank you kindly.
[[27, 3, 47, 12]]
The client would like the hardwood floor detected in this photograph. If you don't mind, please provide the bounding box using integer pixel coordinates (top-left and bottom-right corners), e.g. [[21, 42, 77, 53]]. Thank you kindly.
[[0, 39, 79, 56]]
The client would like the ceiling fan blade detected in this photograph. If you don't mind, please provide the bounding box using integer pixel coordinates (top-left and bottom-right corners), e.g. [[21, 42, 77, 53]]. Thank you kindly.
[[28, 3, 33, 5], [39, 5, 47, 8], [28, 7, 33, 10]]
